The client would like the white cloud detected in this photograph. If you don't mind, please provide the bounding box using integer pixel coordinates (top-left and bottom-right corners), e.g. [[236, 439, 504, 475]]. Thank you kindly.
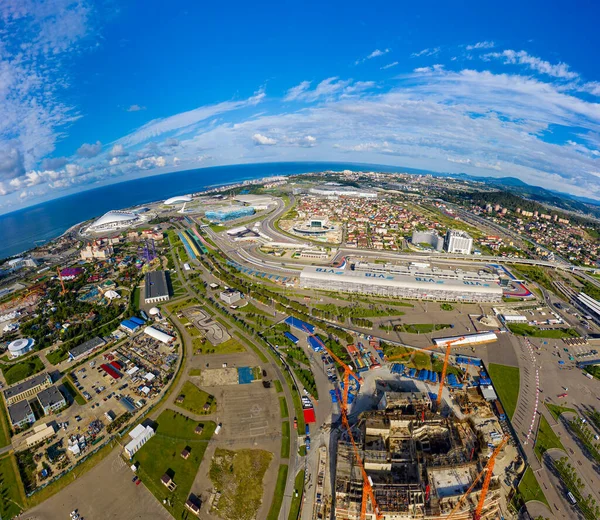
[[284, 81, 312, 102], [135, 156, 166, 169], [411, 47, 440, 58], [126, 104, 146, 112], [484, 49, 579, 80], [466, 41, 495, 51], [355, 48, 391, 65], [109, 157, 120, 166], [381, 62, 398, 70], [252, 133, 277, 145], [116, 87, 266, 147], [109, 144, 128, 158], [413, 64, 445, 74], [77, 141, 102, 158]]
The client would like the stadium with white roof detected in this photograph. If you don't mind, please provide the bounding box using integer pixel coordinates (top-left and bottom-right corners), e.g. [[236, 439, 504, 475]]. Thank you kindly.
[[87, 210, 141, 232]]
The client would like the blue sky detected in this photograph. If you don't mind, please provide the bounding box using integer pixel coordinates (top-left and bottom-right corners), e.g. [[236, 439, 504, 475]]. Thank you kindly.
[[1, 0, 600, 212]]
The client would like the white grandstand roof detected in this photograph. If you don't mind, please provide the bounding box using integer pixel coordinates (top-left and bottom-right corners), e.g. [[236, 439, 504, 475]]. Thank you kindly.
[[89, 210, 139, 229], [164, 195, 192, 205], [300, 266, 502, 295]]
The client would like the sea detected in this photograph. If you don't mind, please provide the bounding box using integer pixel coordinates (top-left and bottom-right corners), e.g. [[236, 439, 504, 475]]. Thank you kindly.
[[0, 161, 410, 259]]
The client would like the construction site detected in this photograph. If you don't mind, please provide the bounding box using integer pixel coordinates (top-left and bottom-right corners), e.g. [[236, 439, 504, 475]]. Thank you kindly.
[[334, 392, 502, 520]]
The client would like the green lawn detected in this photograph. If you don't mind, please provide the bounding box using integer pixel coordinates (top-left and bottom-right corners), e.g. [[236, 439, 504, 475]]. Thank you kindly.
[[0, 454, 24, 519], [133, 410, 215, 519], [440, 303, 454, 311], [534, 415, 565, 460], [279, 396, 289, 419], [288, 469, 305, 520], [281, 421, 290, 458], [487, 364, 520, 420], [62, 378, 86, 405], [132, 286, 140, 310], [266, 464, 288, 520], [0, 399, 11, 448], [209, 448, 273, 520], [193, 336, 247, 355], [46, 349, 68, 365], [189, 368, 202, 376], [175, 381, 216, 415], [401, 323, 452, 334], [2, 355, 45, 385], [518, 467, 549, 506], [545, 402, 577, 421], [274, 380, 283, 393], [508, 323, 579, 338]]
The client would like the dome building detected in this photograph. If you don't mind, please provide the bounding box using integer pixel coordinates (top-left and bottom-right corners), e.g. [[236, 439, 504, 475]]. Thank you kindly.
[[87, 210, 140, 233], [8, 338, 35, 358], [164, 195, 192, 205]]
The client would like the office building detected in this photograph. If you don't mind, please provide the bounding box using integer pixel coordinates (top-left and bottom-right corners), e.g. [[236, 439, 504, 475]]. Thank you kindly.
[[220, 289, 242, 305], [444, 230, 473, 255], [3, 373, 52, 406], [8, 400, 36, 429], [37, 386, 67, 415], [411, 230, 443, 251]]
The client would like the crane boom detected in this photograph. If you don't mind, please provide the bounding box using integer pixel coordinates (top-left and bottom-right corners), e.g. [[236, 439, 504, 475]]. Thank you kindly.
[[446, 435, 508, 520], [307, 330, 381, 519]]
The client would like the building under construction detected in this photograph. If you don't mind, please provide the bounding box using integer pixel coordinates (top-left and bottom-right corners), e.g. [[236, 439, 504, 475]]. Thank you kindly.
[[334, 392, 501, 520]]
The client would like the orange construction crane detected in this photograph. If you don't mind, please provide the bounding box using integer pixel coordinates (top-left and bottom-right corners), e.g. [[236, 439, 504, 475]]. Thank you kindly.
[[446, 435, 509, 520], [56, 267, 67, 296], [308, 331, 382, 520], [387, 337, 465, 409]]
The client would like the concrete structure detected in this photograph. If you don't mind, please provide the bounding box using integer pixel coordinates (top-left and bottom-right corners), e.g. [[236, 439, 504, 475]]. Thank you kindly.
[[219, 288, 242, 305], [334, 403, 500, 519], [26, 423, 56, 447], [501, 314, 528, 323], [233, 194, 275, 210], [7, 337, 35, 358], [444, 230, 473, 255], [144, 270, 170, 304], [37, 386, 67, 415], [124, 424, 155, 458], [3, 372, 52, 405], [7, 399, 35, 428], [433, 332, 498, 347], [575, 292, 600, 326], [68, 336, 106, 362], [144, 326, 175, 344], [309, 184, 377, 198], [7, 257, 38, 270], [299, 266, 502, 302], [80, 243, 114, 260], [87, 210, 140, 232], [411, 230, 443, 251]]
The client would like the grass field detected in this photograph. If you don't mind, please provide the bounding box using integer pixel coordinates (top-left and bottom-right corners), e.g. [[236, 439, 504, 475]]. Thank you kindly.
[[189, 368, 202, 376], [508, 323, 579, 338], [2, 355, 45, 385], [134, 410, 215, 519], [0, 399, 11, 448], [534, 415, 565, 460], [132, 286, 140, 310], [279, 396, 289, 419], [266, 464, 288, 520], [274, 380, 283, 393], [288, 469, 305, 520], [487, 364, 520, 419], [209, 448, 273, 520], [281, 420, 290, 458], [402, 323, 452, 334], [193, 336, 247, 355], [175, 381, 216, 415], [518, 467, 549, 506], [0, 454, 24, 518], [62, 378, 86, 405], [46, 349, 68, 365], [545, 402, 577, 421]]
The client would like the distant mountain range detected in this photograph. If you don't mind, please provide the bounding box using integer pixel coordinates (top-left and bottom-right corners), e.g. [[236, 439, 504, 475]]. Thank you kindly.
[[427, 172, 600, 218]]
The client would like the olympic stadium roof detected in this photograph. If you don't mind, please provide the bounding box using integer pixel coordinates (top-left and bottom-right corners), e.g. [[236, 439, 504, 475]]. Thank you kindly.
[[88, 210, 139, 230], [164, 195, 192, 205]]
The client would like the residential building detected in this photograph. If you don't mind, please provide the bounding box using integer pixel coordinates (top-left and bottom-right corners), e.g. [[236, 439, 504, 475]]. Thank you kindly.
[[444, 230, 473, 255]]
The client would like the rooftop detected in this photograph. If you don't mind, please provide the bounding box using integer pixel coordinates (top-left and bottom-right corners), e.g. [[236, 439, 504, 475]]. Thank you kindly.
[[37, 386, 65, 409], [3, 372, 51, 400], [145, 270, 170, 300]]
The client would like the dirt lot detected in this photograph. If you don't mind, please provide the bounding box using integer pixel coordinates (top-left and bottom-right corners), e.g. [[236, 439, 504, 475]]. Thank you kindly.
[[21, 448, 171, 520]]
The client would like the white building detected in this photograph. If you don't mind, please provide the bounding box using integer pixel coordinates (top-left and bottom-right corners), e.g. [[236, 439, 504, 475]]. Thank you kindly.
[[309, 185, 377, 198], [7, 257, 38, 270], [299, 266, 502, 302], [87, 211, 140, 233], [124, 424, 155, 457], [144, 326, 175, 344], [7, 338, 35, 358], [501, 314, 528, 323], [411, 230, 443, 251], [220, 289, 242, 305], [444, 230, 473, 255]]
